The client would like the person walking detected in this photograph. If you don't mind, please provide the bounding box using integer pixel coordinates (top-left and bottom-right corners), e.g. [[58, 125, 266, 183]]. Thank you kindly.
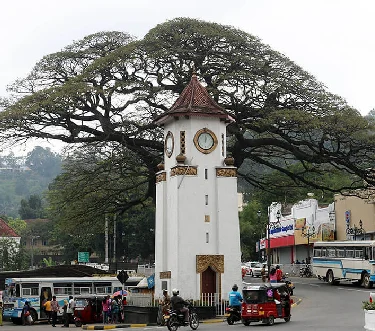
[[276, 265, 283, 282], [261, 264, 267, 282], [111, 298, 120, 324], [43, 298, 52, 323], [61, 299, 68, 327], [51, 296, 60, 327], [22, 301, 31, 325], [102, 296, 110, 324], [64, 296, 74, 327]]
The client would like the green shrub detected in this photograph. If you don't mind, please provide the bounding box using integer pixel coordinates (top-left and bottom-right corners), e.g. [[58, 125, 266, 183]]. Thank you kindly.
[[362, 301, 375, 310]]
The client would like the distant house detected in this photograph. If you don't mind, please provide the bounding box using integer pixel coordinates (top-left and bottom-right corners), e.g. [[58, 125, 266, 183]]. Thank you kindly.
[[0, 218, 20, 245], [23, 219, 65, 267]]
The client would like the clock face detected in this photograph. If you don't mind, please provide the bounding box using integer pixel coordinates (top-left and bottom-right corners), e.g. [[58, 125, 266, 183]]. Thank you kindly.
[[198, 132, 214, 150], [193, 128, 218, 154], [164, 131, 174, 158]]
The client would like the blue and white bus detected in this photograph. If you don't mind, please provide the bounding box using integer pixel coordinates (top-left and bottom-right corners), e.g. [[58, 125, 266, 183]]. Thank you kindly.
[[313, 240, 375, 288], [3, 276, 123, 324]]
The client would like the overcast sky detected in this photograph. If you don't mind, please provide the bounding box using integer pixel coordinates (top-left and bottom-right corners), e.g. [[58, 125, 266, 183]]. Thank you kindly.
[[1, 0, 374, 152]]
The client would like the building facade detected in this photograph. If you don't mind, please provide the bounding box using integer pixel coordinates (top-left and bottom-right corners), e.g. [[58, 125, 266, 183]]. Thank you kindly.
[[260, 199, 335, 264]]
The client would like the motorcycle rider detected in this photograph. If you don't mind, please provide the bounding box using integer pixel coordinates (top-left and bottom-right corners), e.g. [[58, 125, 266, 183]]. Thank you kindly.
[[228, 284, 243, 313], [160, 289, 171, 314], [170, 289, 189, 325]]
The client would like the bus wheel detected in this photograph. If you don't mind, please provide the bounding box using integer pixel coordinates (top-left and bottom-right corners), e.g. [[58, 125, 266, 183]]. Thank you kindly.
[[327, 270, 334, 285], [363, 273, 373, 289]]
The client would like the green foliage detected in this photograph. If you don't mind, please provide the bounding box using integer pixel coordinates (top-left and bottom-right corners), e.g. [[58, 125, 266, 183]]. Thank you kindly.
[[0, 238, 27, 270], [25, 146, 62, 178], [42, 257, 55, 267], [239, 200, 265, 261], [0, 147, 61, 218], [19, 194, 45, 219], [6, 217, 27, 235], [0, 18, 374, 210], [363, 300, 375, 310]]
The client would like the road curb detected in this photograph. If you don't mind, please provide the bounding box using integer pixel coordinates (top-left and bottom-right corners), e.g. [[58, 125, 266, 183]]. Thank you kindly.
[[81, 319, 225, 329], [82, 325, 132, 329], [201, 318, 225, 323], [291, 298, 302, 308]]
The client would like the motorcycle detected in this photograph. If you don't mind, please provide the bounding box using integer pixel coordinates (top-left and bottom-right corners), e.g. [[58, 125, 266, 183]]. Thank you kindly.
[[166, 304, 199, 331], [299, 264, 313, 278], [225, 306, 241, 325]]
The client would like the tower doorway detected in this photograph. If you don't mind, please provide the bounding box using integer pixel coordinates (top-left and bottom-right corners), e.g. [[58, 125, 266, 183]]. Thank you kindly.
[[201, 266, 216, 294]]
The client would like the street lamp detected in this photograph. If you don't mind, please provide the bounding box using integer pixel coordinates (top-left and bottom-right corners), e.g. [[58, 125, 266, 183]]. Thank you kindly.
[[301, 226, 316, 264], [257, 210, 261, 261], [346, 220, 365, 240], [267, 209, 281, 279]]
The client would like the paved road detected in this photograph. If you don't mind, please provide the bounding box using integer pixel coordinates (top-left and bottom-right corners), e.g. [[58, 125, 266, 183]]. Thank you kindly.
[[0, 277, 370, 330]]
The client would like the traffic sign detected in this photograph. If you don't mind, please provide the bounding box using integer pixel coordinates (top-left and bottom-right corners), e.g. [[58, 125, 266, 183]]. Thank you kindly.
[[78, 252, 89, 263]]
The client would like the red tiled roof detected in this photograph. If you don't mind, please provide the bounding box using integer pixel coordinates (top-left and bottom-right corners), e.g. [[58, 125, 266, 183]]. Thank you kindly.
[[0, 218, 19, 237], [155, 74, 235, 125]]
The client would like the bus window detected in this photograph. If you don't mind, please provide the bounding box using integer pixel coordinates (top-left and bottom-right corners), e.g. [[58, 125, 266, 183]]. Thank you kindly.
[[22, 283, 39, 296], [337, 249, 345, 258], [74, 282, 93, 295], [327, 247, 336, 257], [313, 248, 321, 257], [53, 283, 72, 295], [321, 248, 327, 257], [346, 247, 354, 258], [94, 282, 112, 294], [365, 247, 371, 260], [355, 249, 363, 259]]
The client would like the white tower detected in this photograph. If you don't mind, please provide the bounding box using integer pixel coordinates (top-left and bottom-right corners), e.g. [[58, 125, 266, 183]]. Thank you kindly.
[[153, 74, 242, 300]]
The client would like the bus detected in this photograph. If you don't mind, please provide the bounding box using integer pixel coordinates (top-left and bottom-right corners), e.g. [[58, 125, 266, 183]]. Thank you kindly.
[[3, 276, 123, 324], [313, 240, 375, 288]]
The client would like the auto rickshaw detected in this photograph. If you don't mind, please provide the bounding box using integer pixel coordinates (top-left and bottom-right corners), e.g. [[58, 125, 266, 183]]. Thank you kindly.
[[73, 295, 107, 327], [241, 283, 293, 326]]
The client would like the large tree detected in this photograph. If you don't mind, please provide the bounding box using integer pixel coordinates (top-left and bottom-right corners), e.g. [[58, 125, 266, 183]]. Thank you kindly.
[[1, 18, 375, 220]]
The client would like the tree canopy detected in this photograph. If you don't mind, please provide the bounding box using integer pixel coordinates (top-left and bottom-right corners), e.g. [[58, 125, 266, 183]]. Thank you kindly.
[[1, 18, 375, 220]]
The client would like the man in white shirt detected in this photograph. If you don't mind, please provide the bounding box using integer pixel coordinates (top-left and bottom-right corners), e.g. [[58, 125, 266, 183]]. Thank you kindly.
[[64, 296, 74, 327]]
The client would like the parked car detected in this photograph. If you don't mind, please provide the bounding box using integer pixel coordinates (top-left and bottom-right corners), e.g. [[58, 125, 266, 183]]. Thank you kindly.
[[252, 263, 268, 277], [244, 261, 262, 277]]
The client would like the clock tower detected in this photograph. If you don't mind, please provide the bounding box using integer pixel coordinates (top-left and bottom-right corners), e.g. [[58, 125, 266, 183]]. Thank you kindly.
[[154, 73, 242, 299]]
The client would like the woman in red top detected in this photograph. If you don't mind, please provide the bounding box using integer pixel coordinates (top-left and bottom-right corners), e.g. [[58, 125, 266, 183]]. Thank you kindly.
[[276, 265, 283, 282]]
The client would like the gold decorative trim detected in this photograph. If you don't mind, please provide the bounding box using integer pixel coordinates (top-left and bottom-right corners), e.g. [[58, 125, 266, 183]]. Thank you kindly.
[[216, 168, 237, 177], [171, 166, 198, 177], [160, 271, 171, 279], [156, 172, 166, 183], [196, 255, 224, 273], [193, 128, 218, 154], [176, 153, 186, 164]]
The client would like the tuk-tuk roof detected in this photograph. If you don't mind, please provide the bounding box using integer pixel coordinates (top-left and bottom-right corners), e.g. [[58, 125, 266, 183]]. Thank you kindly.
[[242, 283, 288, 291]]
